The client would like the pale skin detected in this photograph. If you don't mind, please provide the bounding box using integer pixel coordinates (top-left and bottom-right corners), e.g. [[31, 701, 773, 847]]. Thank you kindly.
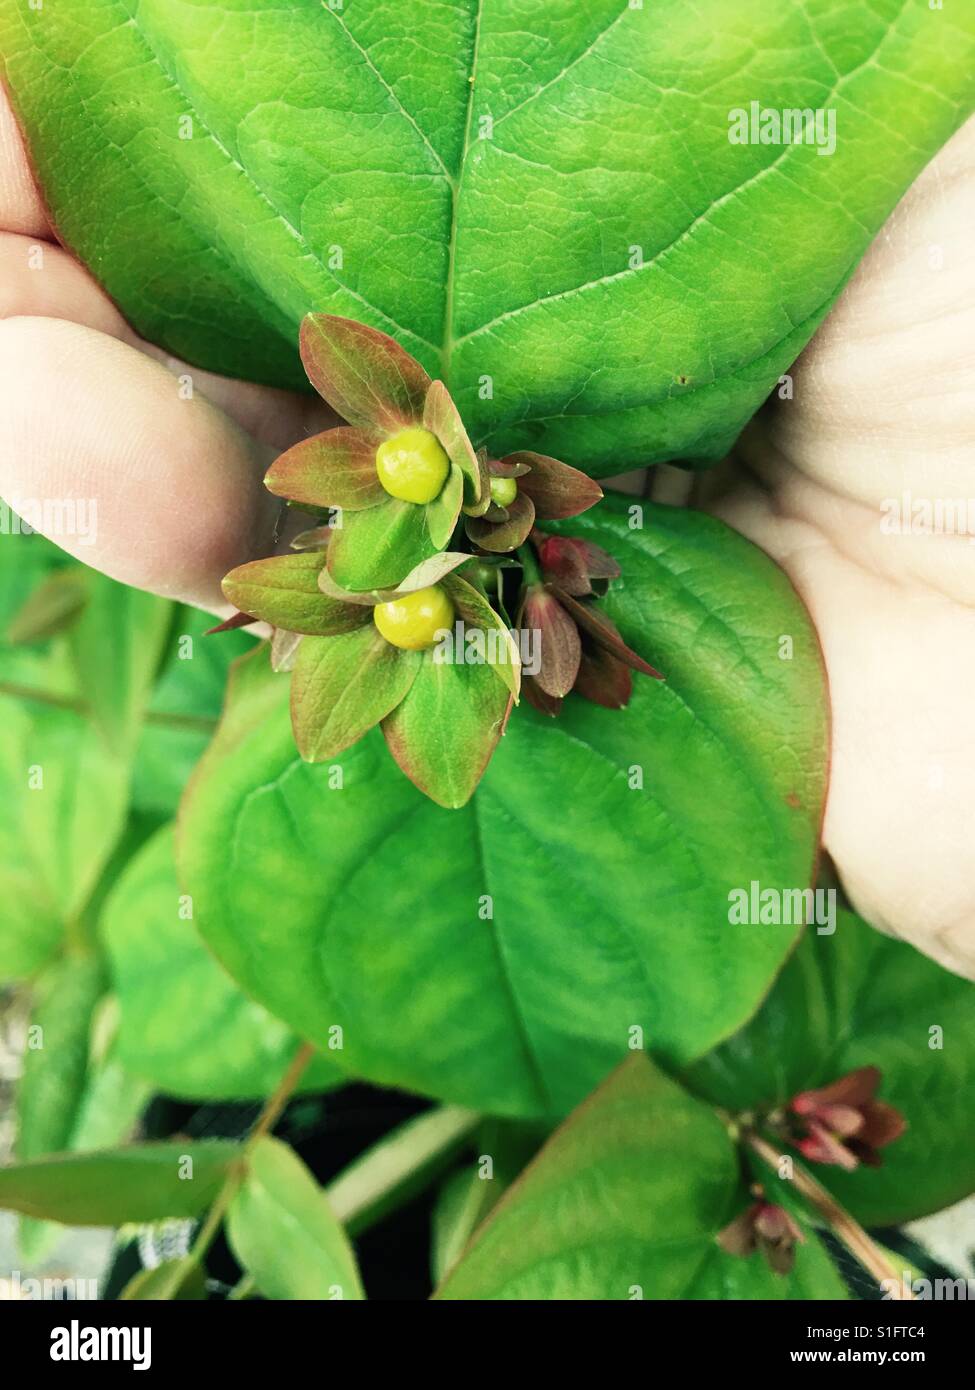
[[1, 87, 972, 977]]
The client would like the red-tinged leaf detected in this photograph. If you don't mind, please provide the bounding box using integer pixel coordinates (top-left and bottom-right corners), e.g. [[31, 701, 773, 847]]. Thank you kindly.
[[506, 452, 602, 520], [793, 1067, 881, 1114], [423, 381, 484, 513], [327, 497, 438, 592], [523, 678, 562, 718], [555, 589, 664, 680], [291, 626, 421, 762], [441, 574, 520, 700], [206, 610, 259, 635], [537, 535, 621, 595], [266, 428, 385, 512], [382, 655, 512, 809], [7, 569, 89, 643], [465, 493, 536, 554], [425, 461, 463, 549], [300, 314, 430, 431], [291, 525, 334, 552], [520, 588, 581, 699], [222, 553, 370, 637], [489, 457, 531, 479], [270, 628, 302, 673], [574, 642, 632, 710]]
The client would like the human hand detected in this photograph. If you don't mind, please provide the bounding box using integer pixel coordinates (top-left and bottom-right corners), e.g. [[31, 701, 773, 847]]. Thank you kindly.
[[702, 117, 975, 978]]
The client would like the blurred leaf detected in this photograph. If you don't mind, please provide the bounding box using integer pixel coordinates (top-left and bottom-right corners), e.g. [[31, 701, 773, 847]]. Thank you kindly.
[[132, 608, 255, 818], [14, 951, 107, 1260], [0, 1143, 241, 1225], [435, 1055, 847, 1300], [0, 701, 129, 981], [685, 909, 975, 1227], [120, 1258, 207, 1301], [7, 569, 89, 643], [67, 571, 174, 751], [431, 1118, 546, 1285], [100, 824, 338, 1100], [227, 1137, 364, 1300]]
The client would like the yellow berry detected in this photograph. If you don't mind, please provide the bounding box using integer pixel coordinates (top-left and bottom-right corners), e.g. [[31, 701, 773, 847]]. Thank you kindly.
[[373, 585, 455, 651], [489, 475, 518, 509], [376, 427, 450, 504]]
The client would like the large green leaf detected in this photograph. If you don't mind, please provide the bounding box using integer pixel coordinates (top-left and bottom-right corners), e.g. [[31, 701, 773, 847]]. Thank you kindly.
[[0, 1143, 240, 1225], [2, 3, 970, 470], [434, 1055, 847, 1299], [179, 499, 827, 1117], [685, 909, 975, 1228], [226, 1137, 364, 1301], [100, 825, 338, 1100], [0, 700, 129, 981]]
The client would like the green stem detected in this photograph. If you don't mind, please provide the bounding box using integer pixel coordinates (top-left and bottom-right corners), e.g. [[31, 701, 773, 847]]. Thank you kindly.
[[516, 543, 542, 586], [187, 1042, 317, 1278], [0, 681, 218, 735], [745, 1130, 914, 1299]]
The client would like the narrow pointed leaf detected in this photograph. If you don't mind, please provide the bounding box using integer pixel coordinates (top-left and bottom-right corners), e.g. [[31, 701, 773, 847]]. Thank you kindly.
[[0, 1143, 241, 1225], [383, 657, 512, 810], [300, 314, 430, 431], [266, 427, 385, 511], [425, 461, 464, 549], [206, 610, 258, 635], [424, 381, 484, 512], [556, 589, 664, 680], [222, 553, 369, 637], [291, 626, 421, 762], [507, 452, 602, 520], [442, 574, 520, 700], [327, 498, 438, 592], [7, 569, 89, 643], [574, 642, 632, 710], [466, 493, 536, 553]]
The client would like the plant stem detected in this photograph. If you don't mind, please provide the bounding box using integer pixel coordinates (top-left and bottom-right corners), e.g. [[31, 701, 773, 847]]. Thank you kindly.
[[247, 1041, 317, 1148], [516, 543, 541, 585], [0, 680, 218, 735], [745, 1131, 914, 1299], [326, 1104, 481, 1234], [187, 1042, 317, 1279]]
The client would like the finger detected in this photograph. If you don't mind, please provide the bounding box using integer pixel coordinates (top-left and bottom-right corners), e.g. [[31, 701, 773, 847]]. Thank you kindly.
[[0, 315, 280, 611], [0, 224, 336, 451], [709, 470, 975, 981], [0, 84, 49, 238]]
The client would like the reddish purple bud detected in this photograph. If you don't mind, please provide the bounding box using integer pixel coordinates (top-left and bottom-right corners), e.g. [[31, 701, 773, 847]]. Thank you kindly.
[[536, 535, 620, 596], [718, 1201, 804, 1276], [790, 1067, 906, 1169], [521, 585, 582, 699]]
